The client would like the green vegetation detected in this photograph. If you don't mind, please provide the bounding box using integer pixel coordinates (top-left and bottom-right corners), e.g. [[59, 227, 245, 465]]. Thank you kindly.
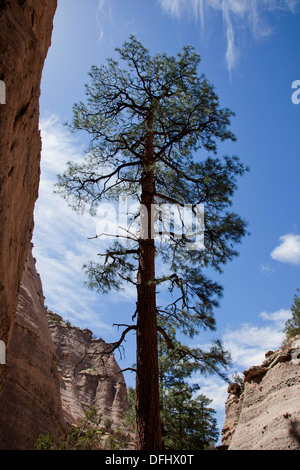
[[123, 325, 224, 450], [125, 382, 219, 451], [284, 289, 300, 340], [158, 325, 222, 449], [161, 383, 218, 450], [35, 406, 132, 450]]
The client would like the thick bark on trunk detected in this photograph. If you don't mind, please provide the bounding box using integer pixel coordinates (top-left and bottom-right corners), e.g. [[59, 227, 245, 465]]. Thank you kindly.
[[135, 113, 161, 450]]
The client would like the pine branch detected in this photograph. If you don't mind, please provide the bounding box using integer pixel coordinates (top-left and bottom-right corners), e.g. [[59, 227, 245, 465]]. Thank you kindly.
[[108, 325, 137, 354], [73, 325, 137, 378]]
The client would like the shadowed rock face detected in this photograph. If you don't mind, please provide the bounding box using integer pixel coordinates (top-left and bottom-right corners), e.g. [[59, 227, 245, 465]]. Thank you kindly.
[[0, 0, 57, 393], [221, 337, 300, 450], [0, 246, 66, 450], [0, 245, 129, 449], [0, 4, 130, 448], [0, 2, 131, 450]]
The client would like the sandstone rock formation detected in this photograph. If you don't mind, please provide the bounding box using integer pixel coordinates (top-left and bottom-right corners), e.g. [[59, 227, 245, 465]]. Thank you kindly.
[[48, 312, 129, 430], [221, 336, 300, 450], [0, 245, 129, 449], [0, 2, 130, 450], [0, 0, 57, 394], [0, 245, 66, 450]]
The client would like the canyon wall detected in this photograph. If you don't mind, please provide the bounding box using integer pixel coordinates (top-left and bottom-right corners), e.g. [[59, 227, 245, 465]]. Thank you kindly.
[[221, 337, 300, 450], [0, 245, 129, 449], [48, 312, 129, 430], [0, 5, 130, 448], [0, 0, 57, 393], [0, 246, 66, 449], [1, 3, 300, 452]]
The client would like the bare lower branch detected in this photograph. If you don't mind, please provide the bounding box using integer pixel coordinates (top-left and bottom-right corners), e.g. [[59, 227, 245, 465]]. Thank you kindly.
[[118, 272, 138, 285], [154, 192, 184, 206], [73, 325, 137, 377], [117, 367, 136, 374], [88, 232, 138, 241], [98, 249, 139, 259], [157, 326, 175, 350], [107, 325, 137, 354]]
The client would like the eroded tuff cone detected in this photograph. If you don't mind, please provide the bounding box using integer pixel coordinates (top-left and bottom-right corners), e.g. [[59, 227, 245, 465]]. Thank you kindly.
[[47, 312, 129, 429], [221, 336, 300, 450]]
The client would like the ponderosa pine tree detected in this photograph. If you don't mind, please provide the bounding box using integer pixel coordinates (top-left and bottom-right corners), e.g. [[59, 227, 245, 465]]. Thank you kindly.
[[157, 322, 224, 449], [161, 382, 218, 450], [56, 36, 248, 450]]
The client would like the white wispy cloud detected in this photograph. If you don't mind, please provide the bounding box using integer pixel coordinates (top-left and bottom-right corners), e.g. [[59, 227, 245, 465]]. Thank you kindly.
[[159, 0, 300, 72], [97, 0, 115, 41], [260, 262, 276, 275], [223, 307, 290, 369], [259, 308, 291, 324], [193, 374, 229, 409], [271, 233, 300, 265], [33, 114, 136, 335], [192, 306, 290, 414]]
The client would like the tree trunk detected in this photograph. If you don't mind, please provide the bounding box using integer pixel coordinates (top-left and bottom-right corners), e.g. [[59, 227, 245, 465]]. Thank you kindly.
[[135, 111, 161, 450]]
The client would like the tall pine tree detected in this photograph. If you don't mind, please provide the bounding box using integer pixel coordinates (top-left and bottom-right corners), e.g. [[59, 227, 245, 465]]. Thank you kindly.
[[56, 36, 248, 449]]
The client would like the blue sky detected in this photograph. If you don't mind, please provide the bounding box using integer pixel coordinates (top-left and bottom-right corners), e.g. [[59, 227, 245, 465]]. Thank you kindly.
[[33, 0, 300, 438]]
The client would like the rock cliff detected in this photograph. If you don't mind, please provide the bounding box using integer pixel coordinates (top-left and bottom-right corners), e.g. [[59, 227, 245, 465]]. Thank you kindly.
[[0, 0, 57, 394], [47, 312, 129, 430], [0, 4, 129, 447], [0, 245, 66, 450], [221, 336, 300, 450], [0, 245, 129, 449]]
